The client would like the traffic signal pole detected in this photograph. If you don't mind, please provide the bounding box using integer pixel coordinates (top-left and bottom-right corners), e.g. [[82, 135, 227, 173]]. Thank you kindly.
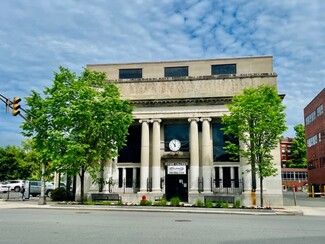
[[0, 93, 46, 205]]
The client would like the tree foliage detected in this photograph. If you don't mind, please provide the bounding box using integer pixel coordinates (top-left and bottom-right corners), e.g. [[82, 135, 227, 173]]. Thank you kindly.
[[0, 144, 39, 181], [21, 67, 133, 201], [286, 124, 307, 168], [222, 85, 287, 207]]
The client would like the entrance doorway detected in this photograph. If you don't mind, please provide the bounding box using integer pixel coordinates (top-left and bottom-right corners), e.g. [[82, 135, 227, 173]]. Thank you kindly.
[[165, 163, 188, 202]]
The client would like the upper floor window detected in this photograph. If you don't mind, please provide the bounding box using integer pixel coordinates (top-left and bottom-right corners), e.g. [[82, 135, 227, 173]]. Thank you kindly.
[[164, 66, 188, 78], [211, 64, 236, 75], [119, 69, 142, 79], [316, 104, 323, 117], [305, 111, 316, 125]]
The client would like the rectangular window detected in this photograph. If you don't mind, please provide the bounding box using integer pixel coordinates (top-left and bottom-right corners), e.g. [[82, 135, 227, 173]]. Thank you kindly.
[[164, 66, 188, 77], [214, 167, 220, 187], [118, 125, 141, 163], [211, 64, 236, 75], [234, 167, 239, 188], [213, 123, 239, 162], [223, 167, 231, 188], [118, 168, 123, 188], [317, 104, 323, 117], [119, 69, 142, 79], [125, 168, 133, 188]]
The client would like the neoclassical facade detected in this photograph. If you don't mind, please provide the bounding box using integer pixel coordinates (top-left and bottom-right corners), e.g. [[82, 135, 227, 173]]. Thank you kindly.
[[79, 56, 283, 206]]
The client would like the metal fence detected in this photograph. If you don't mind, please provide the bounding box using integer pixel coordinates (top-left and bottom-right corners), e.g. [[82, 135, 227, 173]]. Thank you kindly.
[[0, 191, 24, 200]]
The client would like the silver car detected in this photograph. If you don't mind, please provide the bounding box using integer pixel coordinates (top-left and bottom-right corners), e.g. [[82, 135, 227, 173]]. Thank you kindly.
[[29, 181, 54, 197]]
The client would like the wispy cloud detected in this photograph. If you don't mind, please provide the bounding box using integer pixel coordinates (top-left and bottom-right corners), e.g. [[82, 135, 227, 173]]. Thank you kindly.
[[0, 0, 324, 146]]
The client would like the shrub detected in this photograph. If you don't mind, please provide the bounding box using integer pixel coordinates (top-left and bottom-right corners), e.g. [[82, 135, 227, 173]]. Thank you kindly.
[[50, 187, 70, 201], [233, 199, 241, 208], [195, 199, 204, 207], [140, 199, 152, 206], [205, 199, 213, 208], [170, 197, 180, 207], [154, 198, 167, 206], [215, 201, 229, 208]]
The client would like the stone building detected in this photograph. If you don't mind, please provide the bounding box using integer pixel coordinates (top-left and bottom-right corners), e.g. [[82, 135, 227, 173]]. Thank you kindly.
[[78, 56, 283, 206]]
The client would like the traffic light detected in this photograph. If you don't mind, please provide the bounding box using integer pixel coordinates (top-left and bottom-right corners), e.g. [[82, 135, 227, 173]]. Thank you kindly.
[[12, 97, 21, 116]]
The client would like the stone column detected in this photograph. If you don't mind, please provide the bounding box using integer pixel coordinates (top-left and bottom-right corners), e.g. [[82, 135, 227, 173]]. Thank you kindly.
[[188, 118, 200, 193], [231, 167, 235, 188], [132, 167, 137, 193], [219, 167, 223, 188], [139, 119, 150, 192], [201, 118, 212, 193], [151, 119, 162, 192]]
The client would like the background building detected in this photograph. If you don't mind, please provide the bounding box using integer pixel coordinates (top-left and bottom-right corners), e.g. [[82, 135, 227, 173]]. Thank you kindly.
[[81, 56, 284, 206], [304, 88, 325, 194], [280, 138, 308, 190]]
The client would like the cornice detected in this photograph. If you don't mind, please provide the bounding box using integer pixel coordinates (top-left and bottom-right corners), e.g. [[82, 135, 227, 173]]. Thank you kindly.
[[114, 73, 277, 84], [130, 96, 233, 107]]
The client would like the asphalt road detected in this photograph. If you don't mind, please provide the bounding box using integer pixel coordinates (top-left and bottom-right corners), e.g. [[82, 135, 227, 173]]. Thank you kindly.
[[1, 208, 325, 244]]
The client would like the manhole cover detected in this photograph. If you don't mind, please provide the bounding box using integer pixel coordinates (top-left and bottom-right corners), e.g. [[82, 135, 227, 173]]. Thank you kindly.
[[175, 219, 191, 222]]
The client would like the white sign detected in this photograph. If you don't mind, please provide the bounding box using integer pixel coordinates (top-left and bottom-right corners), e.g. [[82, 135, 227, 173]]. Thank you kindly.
[[168, 164, 186, 175]]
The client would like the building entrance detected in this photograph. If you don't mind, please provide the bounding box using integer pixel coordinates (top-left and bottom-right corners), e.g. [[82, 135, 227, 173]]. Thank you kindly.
[[165, 163, 188, 202]]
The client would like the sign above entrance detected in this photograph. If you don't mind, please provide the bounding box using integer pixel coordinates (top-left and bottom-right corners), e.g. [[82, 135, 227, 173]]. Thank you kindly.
[[167, 163, 187, 175]]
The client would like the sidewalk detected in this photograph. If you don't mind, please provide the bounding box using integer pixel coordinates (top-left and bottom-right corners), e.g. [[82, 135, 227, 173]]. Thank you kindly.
[[2, 199, 323, 216]]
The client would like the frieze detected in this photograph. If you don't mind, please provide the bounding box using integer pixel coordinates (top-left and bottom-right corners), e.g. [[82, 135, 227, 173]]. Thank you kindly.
[[117, 76, 276, 100]]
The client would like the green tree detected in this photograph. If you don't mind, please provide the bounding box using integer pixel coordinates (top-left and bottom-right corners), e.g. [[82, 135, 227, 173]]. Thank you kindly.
[[21, 139, 42, 180], [222, 85, 287, 207], [287, 124, 307, 168], [21, 67, 133, 202], [0, 145, 32, 181]]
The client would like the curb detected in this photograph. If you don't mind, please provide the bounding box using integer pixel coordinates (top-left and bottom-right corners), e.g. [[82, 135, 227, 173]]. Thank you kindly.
[[1, 200, 300, 215]]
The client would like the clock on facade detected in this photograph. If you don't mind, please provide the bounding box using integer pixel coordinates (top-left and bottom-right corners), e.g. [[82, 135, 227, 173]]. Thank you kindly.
[[169, 139, 181, 152]]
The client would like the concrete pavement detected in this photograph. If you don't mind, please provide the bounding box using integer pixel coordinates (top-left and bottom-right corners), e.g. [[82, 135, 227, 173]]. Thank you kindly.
[[1, 191, 324, 216], [1, 198, 323, 216]]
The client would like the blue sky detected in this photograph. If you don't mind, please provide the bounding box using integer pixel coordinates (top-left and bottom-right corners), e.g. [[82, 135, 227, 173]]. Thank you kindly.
[[0, 0, 324, 147]]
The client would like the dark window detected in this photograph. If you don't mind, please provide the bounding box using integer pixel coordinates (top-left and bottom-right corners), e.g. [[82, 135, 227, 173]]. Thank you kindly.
[[214, 167, 220, 187], [234, 167, 239, 187], [211, 64, 236, 75], [118, 168, 123, 188], [164, 66, 188, 77], [223, 167, 231, 187], [126, 168, 133, 188], [213, 123, 239, 162], [164, 124, 189, 151], [118, 126, 141, 163], [119, 69, 142, 79]]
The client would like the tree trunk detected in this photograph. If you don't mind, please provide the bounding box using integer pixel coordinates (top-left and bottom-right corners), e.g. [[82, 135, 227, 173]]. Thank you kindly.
[[260, 176, 263, 207], [80, 166, 85, 203]]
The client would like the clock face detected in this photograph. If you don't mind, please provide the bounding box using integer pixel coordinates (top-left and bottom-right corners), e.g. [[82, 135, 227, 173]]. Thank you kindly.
[[169, 139, 181, 152]]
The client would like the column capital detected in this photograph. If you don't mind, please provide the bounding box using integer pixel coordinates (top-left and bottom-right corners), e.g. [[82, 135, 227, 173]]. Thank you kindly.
[[139, 119, 151, 124], [188, 117, 200, 123], [151, 118, 162, 123], [200, 117, 212, 122]]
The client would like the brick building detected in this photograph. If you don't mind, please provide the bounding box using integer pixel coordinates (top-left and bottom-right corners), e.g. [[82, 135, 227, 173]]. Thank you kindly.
[[280, 138, 308, 190], [304, 88, 325, 194]]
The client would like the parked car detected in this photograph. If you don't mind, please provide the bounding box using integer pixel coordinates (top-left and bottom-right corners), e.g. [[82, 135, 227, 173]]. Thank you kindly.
[[2, 180, 25, 192], [0, 182, 11, 193], [29, 181, 54, 197]]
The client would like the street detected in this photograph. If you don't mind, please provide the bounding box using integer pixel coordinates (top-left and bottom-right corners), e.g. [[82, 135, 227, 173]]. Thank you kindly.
[[1, 208, 325, 244]]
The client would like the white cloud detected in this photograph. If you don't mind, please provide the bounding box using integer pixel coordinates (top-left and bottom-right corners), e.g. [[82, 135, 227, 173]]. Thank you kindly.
[[0, 0, 325, 146]]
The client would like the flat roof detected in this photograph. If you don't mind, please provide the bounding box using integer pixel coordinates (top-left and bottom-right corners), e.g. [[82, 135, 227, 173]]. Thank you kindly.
[[87, 55, 273, 67]]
